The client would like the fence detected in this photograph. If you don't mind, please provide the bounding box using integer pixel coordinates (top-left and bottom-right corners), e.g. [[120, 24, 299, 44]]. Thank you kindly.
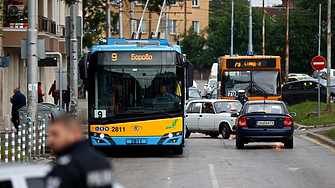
[[0, 119, 46, 164]]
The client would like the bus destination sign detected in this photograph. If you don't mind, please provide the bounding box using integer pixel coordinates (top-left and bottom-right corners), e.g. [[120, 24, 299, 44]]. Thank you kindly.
[[226, 59, 276, 69]]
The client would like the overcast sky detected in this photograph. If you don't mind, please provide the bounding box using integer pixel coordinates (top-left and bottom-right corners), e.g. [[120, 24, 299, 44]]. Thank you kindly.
[[251, 0, 283, 7]]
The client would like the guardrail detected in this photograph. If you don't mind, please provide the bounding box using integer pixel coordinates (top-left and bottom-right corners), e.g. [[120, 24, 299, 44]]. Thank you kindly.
[[0, 119, 46, 163]]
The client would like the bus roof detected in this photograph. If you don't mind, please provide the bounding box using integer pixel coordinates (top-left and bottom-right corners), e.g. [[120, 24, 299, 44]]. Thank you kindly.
[[91, 38, 182, 54], [219, 55, 280, 59]]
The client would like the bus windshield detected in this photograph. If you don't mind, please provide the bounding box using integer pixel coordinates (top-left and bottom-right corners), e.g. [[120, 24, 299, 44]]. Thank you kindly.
[[89, 52, 184, 120], [223, 70, 281, 97]]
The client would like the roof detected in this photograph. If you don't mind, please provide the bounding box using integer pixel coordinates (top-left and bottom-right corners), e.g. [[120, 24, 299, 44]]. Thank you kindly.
[[0, 164, 51, 178], [246, 100, 284, 104], [219, 55, 280, 59], [188, 99, 240, 103], [91, 39, 181, 54]]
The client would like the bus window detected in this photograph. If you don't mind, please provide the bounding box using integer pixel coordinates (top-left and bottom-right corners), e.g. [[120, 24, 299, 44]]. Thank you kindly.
[[223, 71, 251, 97]]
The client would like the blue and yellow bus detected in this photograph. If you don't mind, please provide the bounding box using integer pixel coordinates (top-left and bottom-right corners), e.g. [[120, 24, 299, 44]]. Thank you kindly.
[[80, 38, 193, 154]]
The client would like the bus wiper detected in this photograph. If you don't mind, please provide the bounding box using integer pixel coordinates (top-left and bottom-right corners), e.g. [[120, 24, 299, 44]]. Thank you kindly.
[[143, 107, 173, 118], [102, 113, 127, 125]]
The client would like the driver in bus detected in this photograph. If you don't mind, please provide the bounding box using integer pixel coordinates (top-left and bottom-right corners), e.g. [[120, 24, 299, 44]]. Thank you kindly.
[[156, 85, 174, 99], [235, 90, 249, 105]]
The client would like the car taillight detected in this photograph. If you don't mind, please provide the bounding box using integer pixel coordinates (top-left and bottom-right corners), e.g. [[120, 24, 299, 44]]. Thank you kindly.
[[325, 76, 328, 79], [312, 75, 314, 78], [283, 116, 293, 126], [238, 116, 247, 127]]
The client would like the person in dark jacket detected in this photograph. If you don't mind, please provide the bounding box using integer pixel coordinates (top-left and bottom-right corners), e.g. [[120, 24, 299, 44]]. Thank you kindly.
[[38, 82, 45, 103], [45, 115, 114, 188], [10, 87, 26, 130], [48, 80, 59, 105], [235, 90, 249, 105], [62, 84, 70, 113]]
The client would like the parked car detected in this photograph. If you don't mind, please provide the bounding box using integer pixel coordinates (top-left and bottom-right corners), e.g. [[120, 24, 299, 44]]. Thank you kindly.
[[312, 71, 327, 80], [282, 79, 335, 106], [287, 73, 312, 83], [233, 100, 296, 149], [186, 99, 242, 139], [204, 79, 217, 95], [188, 87, 202, 102]]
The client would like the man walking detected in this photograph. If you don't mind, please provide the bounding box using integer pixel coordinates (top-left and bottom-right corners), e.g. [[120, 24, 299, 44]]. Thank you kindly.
[[48, 80, 59, 105], [45, 115, 114, 188], [10, 87, 26, 130]]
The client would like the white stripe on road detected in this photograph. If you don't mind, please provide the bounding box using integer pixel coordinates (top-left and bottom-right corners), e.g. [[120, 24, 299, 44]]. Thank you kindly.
[[208, 164, 219, 188], [313, 62, 325, 65]]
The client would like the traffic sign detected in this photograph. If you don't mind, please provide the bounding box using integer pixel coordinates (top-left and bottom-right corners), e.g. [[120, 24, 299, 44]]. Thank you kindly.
[[311, 56, 327, 71]]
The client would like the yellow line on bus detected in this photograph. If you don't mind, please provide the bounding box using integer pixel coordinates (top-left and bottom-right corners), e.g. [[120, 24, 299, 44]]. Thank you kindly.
[[300, 135, 335, 153]]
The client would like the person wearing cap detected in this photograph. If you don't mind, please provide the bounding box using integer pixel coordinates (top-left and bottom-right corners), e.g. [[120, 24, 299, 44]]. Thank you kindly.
[[235, 90, 249, 105]]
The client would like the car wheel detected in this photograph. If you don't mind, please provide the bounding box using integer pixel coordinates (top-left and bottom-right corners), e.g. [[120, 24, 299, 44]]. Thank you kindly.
[[236, 135, 244, 149], [221, 124, 231, 139], [209, 134, 219, 138], [284, 138, 293, 149], [283, 100, 290, 107], [185, 127, 191, 138], [172, 147, 183, 155]]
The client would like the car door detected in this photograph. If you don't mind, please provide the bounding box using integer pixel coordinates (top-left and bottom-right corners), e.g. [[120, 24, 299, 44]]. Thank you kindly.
[[303, 81, 318, 102], [198, 102, 215, 131], [284, 82, 306, 104], [186, 102, 202, 131]]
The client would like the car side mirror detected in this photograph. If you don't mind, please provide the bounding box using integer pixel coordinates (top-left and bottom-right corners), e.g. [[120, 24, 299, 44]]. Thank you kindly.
[[289, 112, 296, 117], [231, 113, 239, 117], [204, 84, 208, 87]]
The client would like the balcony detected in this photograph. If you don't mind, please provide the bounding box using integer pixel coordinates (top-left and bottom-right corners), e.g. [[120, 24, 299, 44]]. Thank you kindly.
[[3, 1, 28, 28]]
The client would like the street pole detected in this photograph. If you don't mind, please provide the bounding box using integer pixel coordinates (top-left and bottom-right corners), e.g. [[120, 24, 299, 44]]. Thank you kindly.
[[165, 4, 169, 40], [45, 52, 63, 107], [318, 4, 321, 120], [106, 0, 111, 38], [70, 4, 78, 116], [262, 0, 265, 55], [130, 1, 134, 37], [230, 0, 234, 56], [184, 0, 187, 34], [27, 0, 38, 130], [119, 1, 123, 38], [285, 0, 289, 83], [326, 0, 332, 110], [248, 0, 253, 53]]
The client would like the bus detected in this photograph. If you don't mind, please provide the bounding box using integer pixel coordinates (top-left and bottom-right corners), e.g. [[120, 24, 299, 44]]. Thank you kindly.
[[218, 56, 282, 101], [80, 38, 193, 154]]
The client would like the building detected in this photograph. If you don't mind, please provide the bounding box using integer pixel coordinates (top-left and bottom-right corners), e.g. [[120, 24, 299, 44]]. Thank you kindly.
[[110, 0, 209, 43], [0, 0, 82, 125]]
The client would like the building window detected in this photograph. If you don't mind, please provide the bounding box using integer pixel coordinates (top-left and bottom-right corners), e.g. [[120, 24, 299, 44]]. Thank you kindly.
[[193, 21, 199, 34], [136, 19, 147, 33], [170, 0, 178, 6], [135, 1, 143, 6], [169, 20, 177, 34], [112, 0, 119, 5], [192, 0, 199, 7]]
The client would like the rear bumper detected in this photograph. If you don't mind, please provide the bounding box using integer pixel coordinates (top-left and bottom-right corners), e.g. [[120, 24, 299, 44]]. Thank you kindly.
[[237, 127, 293, 142]]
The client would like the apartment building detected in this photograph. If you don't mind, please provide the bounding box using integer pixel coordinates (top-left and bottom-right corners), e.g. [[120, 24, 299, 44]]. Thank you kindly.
[[111, 0, 209, 43], [0, 0, 82, 123]]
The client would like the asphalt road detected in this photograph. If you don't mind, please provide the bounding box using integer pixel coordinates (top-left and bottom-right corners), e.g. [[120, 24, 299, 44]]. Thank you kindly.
[[108, 131, 335, 188]]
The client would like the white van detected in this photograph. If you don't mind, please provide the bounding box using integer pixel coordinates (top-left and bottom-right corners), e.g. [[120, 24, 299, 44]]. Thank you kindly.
[[320, 68, 335, 80], [209, 63, 218, 80]]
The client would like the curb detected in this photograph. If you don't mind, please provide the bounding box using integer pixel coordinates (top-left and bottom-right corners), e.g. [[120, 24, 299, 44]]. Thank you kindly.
[[307, 132, 335, 148], [295, 122, 335, 130]]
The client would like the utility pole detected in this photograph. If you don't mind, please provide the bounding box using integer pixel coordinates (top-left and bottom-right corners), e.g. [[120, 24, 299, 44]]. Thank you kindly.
[[70, 4, 78, 116], [184, 0, 187, 33], [119, 0, 123, 38], [262, 0, 265, 55], [27, 0, 38, 126], [130, 1, 134, 37], [318, 4, 321, 56], [285, 0, 289, 83], [106, 0, 111, 38], [326, 0, 331, 110], [230, 0, 234, 56], [165, 4, 169, 40], [248, 0, 253, 54]]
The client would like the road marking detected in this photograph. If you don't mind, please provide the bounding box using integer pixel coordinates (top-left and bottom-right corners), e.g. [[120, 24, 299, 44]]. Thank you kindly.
[[208, 164, 219, 188], [300, 135, 335, 153]]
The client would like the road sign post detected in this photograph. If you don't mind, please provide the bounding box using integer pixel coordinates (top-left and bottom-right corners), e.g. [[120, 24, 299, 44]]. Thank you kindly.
[[311, 56, 327, 120]]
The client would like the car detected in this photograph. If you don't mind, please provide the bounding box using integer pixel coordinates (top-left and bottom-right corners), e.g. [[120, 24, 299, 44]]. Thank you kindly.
[[185, 99, 242, 139], [287, 73, 312, 83], [204, 79, 217, 95], [188, 87, 202, 102], [312, 71, 327, 80], [233, 100, 296, 149], [209, 88, 217, 99], [282, 79, 335, 106]]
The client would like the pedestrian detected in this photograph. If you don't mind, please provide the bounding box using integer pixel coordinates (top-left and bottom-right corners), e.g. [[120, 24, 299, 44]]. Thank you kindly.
[[62, 84, 70, 113], [38, 82, 44, 103], [48, 80, 59, 105], [45, 115, 114, 188], [10, 87, 26, 130], [235, 90, 249, 105]]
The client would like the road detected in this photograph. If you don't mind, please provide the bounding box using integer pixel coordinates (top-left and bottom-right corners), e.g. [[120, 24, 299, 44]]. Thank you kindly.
[[108, 131, 335, 188]]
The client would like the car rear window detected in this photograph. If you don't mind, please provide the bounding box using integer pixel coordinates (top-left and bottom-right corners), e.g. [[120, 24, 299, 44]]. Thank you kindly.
[[187, 102, 202, 113], [246, 103, 284, 114], [214, 101, 242, 113]]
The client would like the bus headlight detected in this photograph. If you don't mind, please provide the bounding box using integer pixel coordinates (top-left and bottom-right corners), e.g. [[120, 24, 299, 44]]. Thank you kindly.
[[100, 134, 105, 138], [168, 133, 173, 138]]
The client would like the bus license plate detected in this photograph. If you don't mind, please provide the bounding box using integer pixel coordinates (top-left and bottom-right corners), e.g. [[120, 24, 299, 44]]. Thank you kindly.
[[126, 138, 147, 145], [256, 121, 274, 126]]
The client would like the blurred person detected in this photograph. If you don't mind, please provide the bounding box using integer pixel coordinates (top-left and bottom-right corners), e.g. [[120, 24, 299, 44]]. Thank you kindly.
[[10, 87, 26, 130], [38, 82, 45, 103], [235, 90, 249, 105], [155, 85, 174, 99], [62, 84, 70, 113], [48, 80, 60, 105], [45, 115, 114, 188]]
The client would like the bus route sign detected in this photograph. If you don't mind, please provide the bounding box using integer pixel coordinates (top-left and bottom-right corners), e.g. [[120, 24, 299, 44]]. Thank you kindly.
[[311, 56, 326, 71]]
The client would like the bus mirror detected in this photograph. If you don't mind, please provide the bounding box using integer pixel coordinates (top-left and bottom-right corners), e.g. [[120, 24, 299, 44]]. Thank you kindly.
[[79, 55, 89, 80], [185, 61, 193, 88]]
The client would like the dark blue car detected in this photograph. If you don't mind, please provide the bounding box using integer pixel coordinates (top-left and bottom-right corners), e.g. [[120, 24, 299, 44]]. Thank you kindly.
[[233, 100, 296, 149]]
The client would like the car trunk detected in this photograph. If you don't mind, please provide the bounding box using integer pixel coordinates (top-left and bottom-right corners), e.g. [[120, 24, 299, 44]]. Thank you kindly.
[[245, 114, 286, 129]]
